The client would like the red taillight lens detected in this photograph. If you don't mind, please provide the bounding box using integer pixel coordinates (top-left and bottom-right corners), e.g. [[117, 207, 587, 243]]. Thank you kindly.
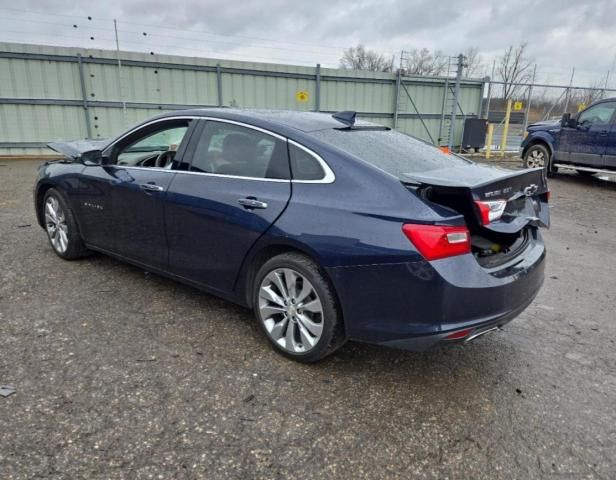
[[474, 200, 507, 225], [402, 224, 471, 261]]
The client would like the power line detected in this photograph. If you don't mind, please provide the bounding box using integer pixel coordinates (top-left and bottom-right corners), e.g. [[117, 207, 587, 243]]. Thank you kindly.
[[0, 15, 343, 59], [0, 7, 349, 51], [0, 31, 337, 66]]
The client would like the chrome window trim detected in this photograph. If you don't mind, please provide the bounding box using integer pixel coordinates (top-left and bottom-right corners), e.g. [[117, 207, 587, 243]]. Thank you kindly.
[[174, 170, 289, 182], [105, 115, 202, 152], [112, 165, 289, 182], [288, 140, 336, 184], [106, 115, 335, 184]]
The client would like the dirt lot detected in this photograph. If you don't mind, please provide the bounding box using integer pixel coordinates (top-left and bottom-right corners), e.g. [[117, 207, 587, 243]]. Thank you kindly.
[[1, 159, 615, 479]]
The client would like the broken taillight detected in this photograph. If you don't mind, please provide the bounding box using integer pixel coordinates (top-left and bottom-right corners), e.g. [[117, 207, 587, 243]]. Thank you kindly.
[[474, 200, 507, 225]]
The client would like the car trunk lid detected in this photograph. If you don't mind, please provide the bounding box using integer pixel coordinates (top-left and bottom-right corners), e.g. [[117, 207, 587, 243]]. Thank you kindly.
[[402, 164, 549, 233], [402, 163, 549, 267]]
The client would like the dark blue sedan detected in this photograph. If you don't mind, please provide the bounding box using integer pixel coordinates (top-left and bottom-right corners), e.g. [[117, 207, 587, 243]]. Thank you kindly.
[[35, 109, 549, 362]]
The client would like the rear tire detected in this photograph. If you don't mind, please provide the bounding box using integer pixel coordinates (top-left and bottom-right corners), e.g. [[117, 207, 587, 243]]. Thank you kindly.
[[524, 143, 557, 177], [252, 252, 346, 363], [43, 188, 90, 260]]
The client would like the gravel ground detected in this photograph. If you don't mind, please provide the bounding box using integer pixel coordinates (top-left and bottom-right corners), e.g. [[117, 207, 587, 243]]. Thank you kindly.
[[1, 159, 615, 480]]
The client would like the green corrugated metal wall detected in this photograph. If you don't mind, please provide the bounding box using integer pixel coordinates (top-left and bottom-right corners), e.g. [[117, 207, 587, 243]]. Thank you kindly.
[[0, 42, 484, 156]]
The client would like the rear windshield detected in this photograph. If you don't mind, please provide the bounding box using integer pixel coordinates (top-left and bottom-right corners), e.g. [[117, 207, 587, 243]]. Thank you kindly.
[[310, 128, 470, 177]]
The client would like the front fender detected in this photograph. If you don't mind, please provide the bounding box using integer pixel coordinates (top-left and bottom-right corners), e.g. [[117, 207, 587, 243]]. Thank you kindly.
[[522, 131, 556, 156]]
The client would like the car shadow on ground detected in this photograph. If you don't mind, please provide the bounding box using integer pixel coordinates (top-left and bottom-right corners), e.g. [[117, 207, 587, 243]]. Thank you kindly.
[[81, 252, 524, 395]]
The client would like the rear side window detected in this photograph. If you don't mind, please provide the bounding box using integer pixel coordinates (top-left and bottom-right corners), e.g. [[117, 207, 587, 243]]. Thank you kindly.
[[289, 143, 325, 180], [310, 128, 470, 178], [190, 121, 290, 179]]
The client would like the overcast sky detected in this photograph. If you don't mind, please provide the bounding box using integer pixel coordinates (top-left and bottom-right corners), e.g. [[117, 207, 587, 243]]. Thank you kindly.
[[0, 0, 614, 87]]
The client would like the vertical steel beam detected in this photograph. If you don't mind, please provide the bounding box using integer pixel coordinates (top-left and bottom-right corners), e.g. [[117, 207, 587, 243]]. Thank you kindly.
[[523, 64, 537, 133], [563, 67, 575, 114], [216, 63, 223, 107], [77, 54, 92, 139], [476, 77, 486, 118], [393, 69, 401, 129], [437, 57, 451, 145], [315, 63, 321, 112], [447, 54, 464, 150]]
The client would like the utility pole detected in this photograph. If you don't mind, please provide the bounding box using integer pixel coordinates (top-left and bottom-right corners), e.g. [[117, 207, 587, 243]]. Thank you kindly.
[[113, 19, 127, 118], [447, 54, 465, 151]]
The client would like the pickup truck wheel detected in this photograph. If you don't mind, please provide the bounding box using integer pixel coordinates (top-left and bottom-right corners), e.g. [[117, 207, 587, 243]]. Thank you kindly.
[[524, 144, 557, 176]]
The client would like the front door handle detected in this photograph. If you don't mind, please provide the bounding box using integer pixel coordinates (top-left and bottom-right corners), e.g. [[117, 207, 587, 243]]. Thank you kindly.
[[600, 130, 609, 136], [238, 197, 268, 209], [140, 183, 164, 192]]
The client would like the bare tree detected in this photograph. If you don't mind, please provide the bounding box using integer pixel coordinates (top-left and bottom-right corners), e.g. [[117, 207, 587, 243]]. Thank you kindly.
[[463, 47, 484, 78], [569, 79, 605, 108], [496, 43, 533, 100], [403, 48, 448, 76], [340, 45, 395, 72]]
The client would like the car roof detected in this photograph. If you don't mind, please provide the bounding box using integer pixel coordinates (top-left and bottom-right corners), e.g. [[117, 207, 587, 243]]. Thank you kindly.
[[155, 108, 379, 134]]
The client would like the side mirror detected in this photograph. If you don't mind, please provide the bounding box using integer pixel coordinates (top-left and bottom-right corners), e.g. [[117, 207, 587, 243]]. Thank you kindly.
[[561, 113, 577, 128], [80, 149, 103, 166]]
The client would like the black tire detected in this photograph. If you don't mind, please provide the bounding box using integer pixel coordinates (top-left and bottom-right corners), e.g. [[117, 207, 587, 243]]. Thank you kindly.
[[252, 252, 346, 363], [523, 143, 557, 177], [42, 188, 90, 260]]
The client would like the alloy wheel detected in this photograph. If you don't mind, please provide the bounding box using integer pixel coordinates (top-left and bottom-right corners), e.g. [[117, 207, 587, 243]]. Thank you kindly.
[[45, 196, 69, 254], [258, 268, 324, 354], [526, 148, 546, 168]]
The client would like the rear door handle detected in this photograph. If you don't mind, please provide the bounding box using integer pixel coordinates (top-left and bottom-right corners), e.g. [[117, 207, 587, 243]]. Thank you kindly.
[[238, 197, 268, 209], [140, 183, 164, 192], [600, 130, 609, 136]]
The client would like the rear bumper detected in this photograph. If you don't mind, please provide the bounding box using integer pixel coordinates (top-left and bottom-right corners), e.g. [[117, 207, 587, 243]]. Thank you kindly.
[[327, 229, 546, 350]]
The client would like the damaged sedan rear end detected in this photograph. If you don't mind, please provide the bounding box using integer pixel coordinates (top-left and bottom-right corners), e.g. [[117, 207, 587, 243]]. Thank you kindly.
[[310, 124, 548, 351]]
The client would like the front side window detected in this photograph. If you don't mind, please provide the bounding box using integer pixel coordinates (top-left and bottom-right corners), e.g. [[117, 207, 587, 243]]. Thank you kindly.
[[190, 121, 289, 179], [577, 102, 616, 127], [115, 122, 189, 168]]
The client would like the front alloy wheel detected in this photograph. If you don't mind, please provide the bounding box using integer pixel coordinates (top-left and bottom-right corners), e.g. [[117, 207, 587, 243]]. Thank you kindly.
[[524, 143, 557, 177], [525, 146, 546, 168], [45, 195, 69, 254], [42, 188, 90, 260]]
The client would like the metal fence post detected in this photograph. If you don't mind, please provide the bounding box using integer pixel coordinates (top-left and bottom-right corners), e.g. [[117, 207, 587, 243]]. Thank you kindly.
[[315, 63, 321, 112], [501, 99, 512, 156], [216, 64, 223, 107], [76, 54, 92, 139], [476, 78, 485, 118], [393, 69, 401, 129], [447, 54, 464, 151], [523, 64, 537, 133], [437, 57, 451, 145], [563, 67, 575, 114]]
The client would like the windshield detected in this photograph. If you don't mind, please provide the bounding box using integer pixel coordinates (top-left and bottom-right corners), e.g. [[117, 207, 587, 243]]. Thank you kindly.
[[310, 128, 471, 178]]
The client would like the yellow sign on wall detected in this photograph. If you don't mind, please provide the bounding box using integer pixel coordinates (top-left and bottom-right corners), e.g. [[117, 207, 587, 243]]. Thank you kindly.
[[577, 103, 586, 112], [295, 90, 309, 103], [513, 101, 523, 111]]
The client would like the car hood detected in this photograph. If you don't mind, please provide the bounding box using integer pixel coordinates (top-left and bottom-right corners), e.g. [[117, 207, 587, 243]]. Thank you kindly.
[[527, 120, 560, 133]]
